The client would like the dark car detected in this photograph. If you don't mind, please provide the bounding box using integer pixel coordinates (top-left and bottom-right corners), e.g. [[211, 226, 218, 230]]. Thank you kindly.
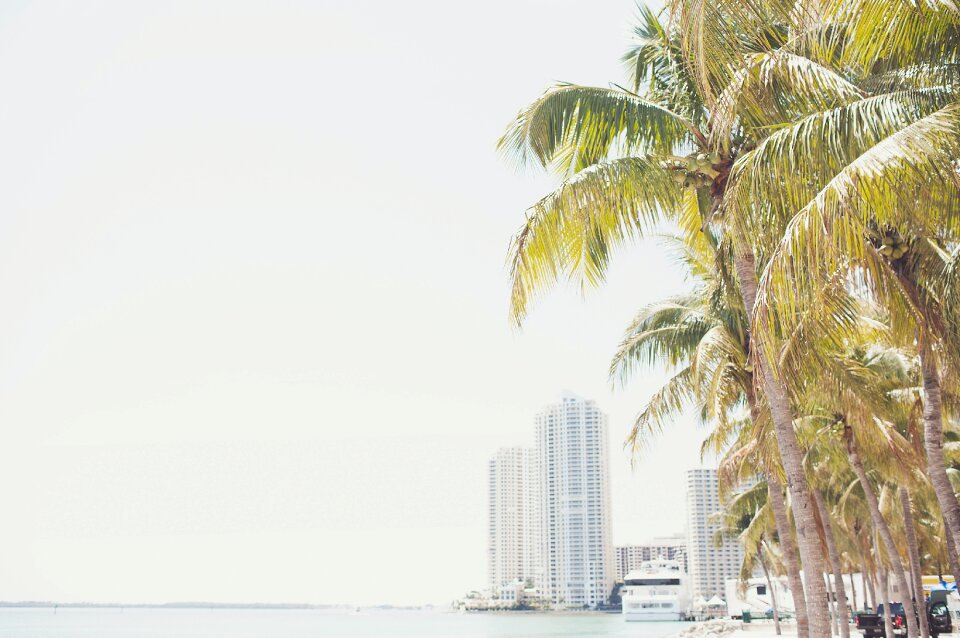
[[927, 599, 952, 638], [855, 603, 905, 638], [854, 601, 953, 638]]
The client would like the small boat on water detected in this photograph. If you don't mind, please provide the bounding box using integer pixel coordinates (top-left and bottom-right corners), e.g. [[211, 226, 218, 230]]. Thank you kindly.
[[621, 559, 692, 622]]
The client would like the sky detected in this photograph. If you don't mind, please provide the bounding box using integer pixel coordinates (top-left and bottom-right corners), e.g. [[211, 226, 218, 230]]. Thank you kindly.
[[0, 0, 705, 606]]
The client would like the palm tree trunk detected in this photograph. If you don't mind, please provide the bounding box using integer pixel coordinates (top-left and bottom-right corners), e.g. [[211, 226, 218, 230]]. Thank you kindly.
[[874, 570, 884, 614], [900, 489, 929, 638], [944, 516, 960, 584], [920, 353, 960, 570], [881, 565, 896, 638], [768, 474, 810, 638], [846, 425, 919, 637], [760, 542, 782, 636], [850, 571, 858, 613], [814, 489, 851, 638], [861, 538, 876, 610], [744, 380, 808, 638], [734, 249, 831, 638], [891, 268, 960, 560]]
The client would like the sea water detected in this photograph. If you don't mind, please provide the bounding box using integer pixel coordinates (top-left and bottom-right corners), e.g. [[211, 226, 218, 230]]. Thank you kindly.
[[0, 608, 692, 638]]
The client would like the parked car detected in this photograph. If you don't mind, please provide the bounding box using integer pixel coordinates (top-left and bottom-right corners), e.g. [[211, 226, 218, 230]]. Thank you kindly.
[[928, 599, 952, 638], [855, 603, 905, 638], [854, 601, 952, 638]]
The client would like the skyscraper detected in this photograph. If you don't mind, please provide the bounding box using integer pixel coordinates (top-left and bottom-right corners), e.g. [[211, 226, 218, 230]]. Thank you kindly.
[[487, 447, 540, 592], [685, 468, 744, 600], [536, 393, 614, 608]]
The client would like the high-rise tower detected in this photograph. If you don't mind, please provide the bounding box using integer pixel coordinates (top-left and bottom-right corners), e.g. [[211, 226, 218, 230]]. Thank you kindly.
[[487, 447, 540, 592], [685, 468, 744, 599], [536, 393, 613, 608]]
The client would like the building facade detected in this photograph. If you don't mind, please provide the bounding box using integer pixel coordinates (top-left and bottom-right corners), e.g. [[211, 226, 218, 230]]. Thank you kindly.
[[685, 468, 744, 600], [536, 393, 614, 608], [487, 447, 541, 593], [614, 536, 688, 581]]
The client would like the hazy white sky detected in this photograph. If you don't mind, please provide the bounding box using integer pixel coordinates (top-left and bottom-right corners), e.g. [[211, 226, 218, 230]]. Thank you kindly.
[[0, 0, 704, 606]]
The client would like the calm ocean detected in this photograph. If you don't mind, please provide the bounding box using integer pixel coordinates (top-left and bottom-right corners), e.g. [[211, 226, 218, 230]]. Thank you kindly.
[[0, 608, 691, 638]]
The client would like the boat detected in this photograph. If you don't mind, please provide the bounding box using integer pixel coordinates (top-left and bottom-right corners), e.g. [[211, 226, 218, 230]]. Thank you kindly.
[[621, 559, 692, 621]]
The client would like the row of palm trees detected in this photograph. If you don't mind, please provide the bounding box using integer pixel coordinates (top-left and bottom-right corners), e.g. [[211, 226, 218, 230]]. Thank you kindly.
[[499, 1, 960, 637]]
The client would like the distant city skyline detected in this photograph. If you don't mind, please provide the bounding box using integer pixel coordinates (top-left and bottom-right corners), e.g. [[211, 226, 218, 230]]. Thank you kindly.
[[485, 401, 740, 609]]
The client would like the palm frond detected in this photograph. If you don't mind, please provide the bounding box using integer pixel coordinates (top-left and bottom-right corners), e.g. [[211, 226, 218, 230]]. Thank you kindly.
[[497, 85, 695, 174], [508, 156, 679, 324], [611, 298, 713, 381], [726, 87, 956, 243], [626, 367, 696, 456], [712, 50, 865, 144], [751, 102, 960, 357], [825, 0, 960, 71]]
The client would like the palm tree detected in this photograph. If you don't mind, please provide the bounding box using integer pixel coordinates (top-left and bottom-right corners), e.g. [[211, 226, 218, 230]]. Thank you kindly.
[[499, 5, 843, 630], [714, 481, 784, 635], [611, 232, 745, 458], [836, 482, 878, 610], [720, 0, 960, 560], [881, 240, 960, 572], [900, 487, 930, 638], [800, 337, 936, 638], [611, 231, 813, 636], [812, 487, 851, 638], [844, 422, 920, 637]]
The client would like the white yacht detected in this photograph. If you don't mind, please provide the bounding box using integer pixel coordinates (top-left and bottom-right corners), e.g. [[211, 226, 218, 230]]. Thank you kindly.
[[621, 559, 692, 621]]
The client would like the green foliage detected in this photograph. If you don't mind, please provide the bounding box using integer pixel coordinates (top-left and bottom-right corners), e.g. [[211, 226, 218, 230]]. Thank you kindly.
[[499, 0, 960, 615]]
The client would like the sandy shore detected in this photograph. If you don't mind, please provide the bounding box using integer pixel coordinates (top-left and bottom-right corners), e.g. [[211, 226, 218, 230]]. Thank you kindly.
[[670, 617, 960, 638], [666, 619, 800, 638]]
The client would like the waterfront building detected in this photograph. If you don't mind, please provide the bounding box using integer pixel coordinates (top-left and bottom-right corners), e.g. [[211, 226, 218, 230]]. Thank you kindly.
[[685, 468, 744, 600], [615, 536, 688, 581], [487, 447, 541, 593], [536, 393, 614, 608]]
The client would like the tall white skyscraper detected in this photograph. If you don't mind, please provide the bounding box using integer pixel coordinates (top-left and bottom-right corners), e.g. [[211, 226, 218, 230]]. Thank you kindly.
[[685, 468, 744, 600], [536, 393, 614, 608], [487, 447, 540, 592]]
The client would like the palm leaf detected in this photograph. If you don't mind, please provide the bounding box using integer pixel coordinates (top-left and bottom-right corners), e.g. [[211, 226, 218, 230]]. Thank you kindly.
[[497, 84, 695, 174], [626, 366, 696, 456], [712, 50, 865, 144], [508, 156, 678, 324]]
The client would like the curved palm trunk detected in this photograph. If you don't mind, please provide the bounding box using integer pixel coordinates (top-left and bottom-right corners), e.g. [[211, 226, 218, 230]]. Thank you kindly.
[[900, 489, 929, 638], [746, 379, 809, 638], [850, 571, 858, 613], [735, 249, 831, 638], [921, 353, 960, 565], [768, 473, 810, 638], [944, 517, 960, 583], [890, 270, 960, 559], [860, 533, 877, 611], [760, 542, 782, 636], [881, 565, 896, 638], [861, 550, 875, 610], [814, 489, 851, 638], [846, 426, 919, 638]]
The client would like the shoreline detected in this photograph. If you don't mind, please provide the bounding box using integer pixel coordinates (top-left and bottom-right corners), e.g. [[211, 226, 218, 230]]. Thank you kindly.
[[662, 618, 799, 638]]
